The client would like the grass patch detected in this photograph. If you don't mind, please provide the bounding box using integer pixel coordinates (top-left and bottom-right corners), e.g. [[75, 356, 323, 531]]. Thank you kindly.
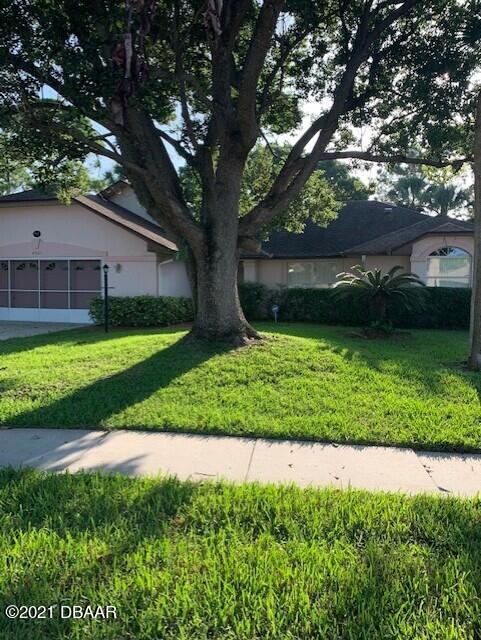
[[0, 323, 480, 451], [1, 469, 481, 639]]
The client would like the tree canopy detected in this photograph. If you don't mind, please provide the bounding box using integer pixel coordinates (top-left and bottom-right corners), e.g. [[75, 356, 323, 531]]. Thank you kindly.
[[1, 1, 479, 220], [1, 0, 481, 340], [376, 164, 473, 217]]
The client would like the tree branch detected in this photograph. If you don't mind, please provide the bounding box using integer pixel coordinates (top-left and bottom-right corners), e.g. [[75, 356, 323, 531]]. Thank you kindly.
[[155, 127, 195, 163], [318, 150, 471, 168], [239, 0, 424, 237], [237, 0, 284, 146]]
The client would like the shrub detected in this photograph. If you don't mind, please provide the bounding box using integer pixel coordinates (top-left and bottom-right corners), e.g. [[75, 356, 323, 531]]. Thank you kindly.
[[391, 287, 471, 330], [332, 265, 426, 324], [237, 282, 275, 320], [89, 295, 194, 327], [238, 282, 471, 330]]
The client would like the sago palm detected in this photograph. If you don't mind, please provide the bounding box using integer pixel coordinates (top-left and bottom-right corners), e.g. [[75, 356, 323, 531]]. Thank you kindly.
[[332, 265, 426, 323]]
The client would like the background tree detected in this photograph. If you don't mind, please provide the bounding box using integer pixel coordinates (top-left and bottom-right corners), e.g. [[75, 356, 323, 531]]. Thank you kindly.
[[469, 90, 481, 370], [318, 160, 374, 202], [375, 163, 472, 217], [0, 166, 33, 196], [102, 163, 128, 187], [0, 157, 96, 200], [0, 0, 478, 343]]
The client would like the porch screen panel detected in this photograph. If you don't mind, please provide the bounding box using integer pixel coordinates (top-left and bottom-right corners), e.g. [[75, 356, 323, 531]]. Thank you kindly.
[[40, 260, 69, 309], [0, 259, 101, 310], [10, 261, 39, 308], [0, 262, 8, 307], [69, 260, 101, 309]]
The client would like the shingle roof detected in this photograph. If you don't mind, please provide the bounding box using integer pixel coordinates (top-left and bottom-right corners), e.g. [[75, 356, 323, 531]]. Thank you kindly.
[[345, 213, 473, 255], [0, 188, 57, 202], [0, 189, 473, 258], [0, 189, 178, 253], [76, 195, 178, 252], [255, 201, 473, 258]]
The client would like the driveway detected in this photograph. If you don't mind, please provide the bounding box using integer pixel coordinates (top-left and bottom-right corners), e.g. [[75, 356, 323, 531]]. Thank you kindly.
[[0, 321, 85, 341]]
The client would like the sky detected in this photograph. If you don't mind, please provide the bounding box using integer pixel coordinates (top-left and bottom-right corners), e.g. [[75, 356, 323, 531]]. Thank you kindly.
[[42, 84, 472, 214]]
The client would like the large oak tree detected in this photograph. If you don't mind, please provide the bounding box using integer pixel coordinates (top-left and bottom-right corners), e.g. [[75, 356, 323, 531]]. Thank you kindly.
[[0, 0, 478, 343]]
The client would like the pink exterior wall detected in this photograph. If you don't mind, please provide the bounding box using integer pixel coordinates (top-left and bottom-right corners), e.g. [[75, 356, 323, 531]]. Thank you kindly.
[[242, 256, 410, 288], [107, 186, 159, 225], [158, 260, 192, 297], [0, 203, 159, 297], [410, 234, 474, 283]]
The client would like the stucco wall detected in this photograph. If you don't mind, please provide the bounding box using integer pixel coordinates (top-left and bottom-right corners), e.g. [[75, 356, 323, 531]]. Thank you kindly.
[[364, 255, 411, 273], [158, 260, 192, 297], [0, 203, 159, 297], [107, 187, 159, 225], [242, 256, 410, 288], [410, 234, 474, 282]]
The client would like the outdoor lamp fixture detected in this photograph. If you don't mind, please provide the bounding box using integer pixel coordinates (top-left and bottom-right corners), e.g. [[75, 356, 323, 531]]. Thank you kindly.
[[103, 264, 110, 333]]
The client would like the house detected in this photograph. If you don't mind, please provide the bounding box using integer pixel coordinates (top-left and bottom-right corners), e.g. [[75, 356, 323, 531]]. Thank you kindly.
[[0, 181, 474, 323]]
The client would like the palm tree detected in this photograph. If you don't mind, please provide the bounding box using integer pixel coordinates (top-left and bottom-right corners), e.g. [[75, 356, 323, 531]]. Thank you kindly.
[[424, 183, 472, 218], [387, 174, 428, 210], [332, 265, 426, 324]]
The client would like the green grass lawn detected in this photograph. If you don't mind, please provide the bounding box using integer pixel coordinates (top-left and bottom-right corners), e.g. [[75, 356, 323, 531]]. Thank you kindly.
[[0, 323, 480, 451], [1, 468, 480, 639]]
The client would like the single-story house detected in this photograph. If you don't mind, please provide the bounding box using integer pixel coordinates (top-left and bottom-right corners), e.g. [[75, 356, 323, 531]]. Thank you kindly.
[[0, 180, 474, 323]]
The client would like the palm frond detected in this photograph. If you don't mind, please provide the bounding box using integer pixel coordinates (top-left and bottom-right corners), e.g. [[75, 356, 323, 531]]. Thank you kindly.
[[333, 264, 428, 324]]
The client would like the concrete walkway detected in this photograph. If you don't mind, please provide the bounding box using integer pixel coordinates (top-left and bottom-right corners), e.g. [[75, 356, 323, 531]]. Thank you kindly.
[[0, 321, 85, 340], [1, 428, 481, 497]]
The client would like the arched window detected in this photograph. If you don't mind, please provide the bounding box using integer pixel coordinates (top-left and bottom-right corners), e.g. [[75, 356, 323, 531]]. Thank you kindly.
[[426, 246, 471, 287]]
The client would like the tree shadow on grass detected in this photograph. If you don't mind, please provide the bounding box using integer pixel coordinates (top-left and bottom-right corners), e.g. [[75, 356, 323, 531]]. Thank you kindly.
[[0, 325, 189, 359], [2, 472, 481, 638], [0, 468, 200, 639], [6, 334, 232, 428], [263, 322, 481, 401]]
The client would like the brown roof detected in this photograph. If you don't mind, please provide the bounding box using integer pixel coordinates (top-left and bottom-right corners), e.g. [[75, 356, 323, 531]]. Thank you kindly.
[[251, 201, 473, 258], [0, 188, 178, 254], [75, 195, 178, 252], [345, 215, 473, 255]]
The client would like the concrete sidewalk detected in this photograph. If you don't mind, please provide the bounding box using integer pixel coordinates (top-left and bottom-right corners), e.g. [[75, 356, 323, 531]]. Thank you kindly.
[[1, 428, 481, 497], [0, 321, 85, 340]]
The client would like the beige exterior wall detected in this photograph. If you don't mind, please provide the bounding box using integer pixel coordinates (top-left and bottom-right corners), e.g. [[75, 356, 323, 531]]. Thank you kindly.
[[242, 256, 410, 288], [410, 234, 474, 283], [364, 255, 411, 273], [0, 202, 159, 299], [108, 186, 158, 225], [158, 260, 192, 297]]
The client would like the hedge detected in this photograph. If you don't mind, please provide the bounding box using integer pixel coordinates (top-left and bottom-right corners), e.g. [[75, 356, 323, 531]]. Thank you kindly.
[[89, 286, 471, 330], [238, 282, 471, 330], [89, 295, 194, 327]]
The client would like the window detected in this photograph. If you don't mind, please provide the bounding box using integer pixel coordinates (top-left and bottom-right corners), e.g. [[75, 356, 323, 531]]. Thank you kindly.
[[0, 259, 101, 309], [288, 261, 339, 288], [426, 247, 471, 288]]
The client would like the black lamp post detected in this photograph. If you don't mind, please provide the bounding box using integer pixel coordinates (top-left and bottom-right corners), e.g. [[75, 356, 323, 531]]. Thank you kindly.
[[103, 264, 110, 333]]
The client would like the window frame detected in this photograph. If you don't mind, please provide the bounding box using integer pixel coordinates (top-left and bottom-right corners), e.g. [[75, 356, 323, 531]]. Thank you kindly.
[[287, 260, 340, 289], [426, 246, 472, 288]]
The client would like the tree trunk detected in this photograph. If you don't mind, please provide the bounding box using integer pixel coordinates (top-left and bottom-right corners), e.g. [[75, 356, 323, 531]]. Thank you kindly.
[[468, 90, 481, 370], [190, 246, 259, 345], [369, 294, 387, 322]]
